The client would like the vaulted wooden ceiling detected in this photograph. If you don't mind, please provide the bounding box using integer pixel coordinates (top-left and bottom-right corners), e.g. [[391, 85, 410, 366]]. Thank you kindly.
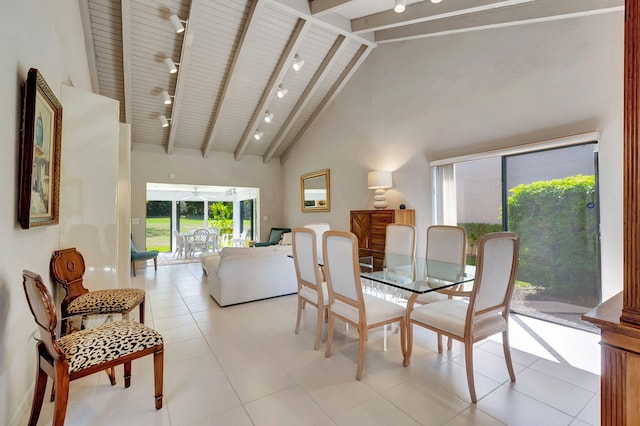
[[79, 0, 622, 164]]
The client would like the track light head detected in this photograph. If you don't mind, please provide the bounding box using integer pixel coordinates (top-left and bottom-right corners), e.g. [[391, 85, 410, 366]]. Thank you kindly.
[[160, 115, 171, 127], [164, 57, 178, 73], [431, 0, 442, 3], [276, 84, 288, 98], [161, 90, 173, 105], [169, 14, 185, 33], [394, 0, 406, 13], [264, 110, 274, 123], [254, 130, 264, 140], [292, 54, 305, 71]]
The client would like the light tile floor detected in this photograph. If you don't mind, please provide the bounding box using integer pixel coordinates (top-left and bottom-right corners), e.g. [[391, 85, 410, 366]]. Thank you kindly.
[[26, 262, 601, 425]]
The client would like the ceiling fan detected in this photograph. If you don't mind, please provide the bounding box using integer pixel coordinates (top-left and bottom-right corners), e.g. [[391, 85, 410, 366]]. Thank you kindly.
[[180, 186, 216, 201]]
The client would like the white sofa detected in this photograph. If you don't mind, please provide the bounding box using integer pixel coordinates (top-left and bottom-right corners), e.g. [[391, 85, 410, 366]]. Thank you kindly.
[[203, 245, 297, 306]]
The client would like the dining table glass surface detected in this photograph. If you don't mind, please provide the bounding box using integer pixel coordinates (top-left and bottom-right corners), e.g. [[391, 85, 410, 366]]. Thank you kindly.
[[358, 250, 475, 295]]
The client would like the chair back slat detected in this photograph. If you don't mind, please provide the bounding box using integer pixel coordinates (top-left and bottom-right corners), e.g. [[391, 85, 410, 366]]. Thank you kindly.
[[469, 232, 520, 314], [323, 231, 362, 307], [292, 228, 322, 291], [50, 248, 89, 317], [22, 270, 63, 361]]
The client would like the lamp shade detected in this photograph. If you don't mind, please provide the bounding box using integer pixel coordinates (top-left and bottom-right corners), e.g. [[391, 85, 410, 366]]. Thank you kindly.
[[368, 171, 393, 189]]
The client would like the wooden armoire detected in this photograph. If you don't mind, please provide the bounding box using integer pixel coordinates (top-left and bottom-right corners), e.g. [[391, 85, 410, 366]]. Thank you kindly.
[[350, 209, 415, 251]]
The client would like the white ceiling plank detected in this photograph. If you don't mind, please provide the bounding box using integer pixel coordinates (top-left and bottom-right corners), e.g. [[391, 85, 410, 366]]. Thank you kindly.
[[310, 0, 353, 16], [79, 0, 100, 93], [121, 0, 132, 124], [263, 34, 347, 163], [351, 0, 532, 34], [280, 43, 371, 164], [166, 1, 199, 154], [375, 0, 624, 43], [234, 18, 312, 160], [202, 0, 266, 157]]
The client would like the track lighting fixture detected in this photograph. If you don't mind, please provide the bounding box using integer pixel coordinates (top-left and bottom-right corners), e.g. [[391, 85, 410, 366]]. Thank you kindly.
[[276, 84, 288, 98], [264, 110, 274, 123], [292, 54, 305, 71], [394, 0, 406, 13], [161, 90, 173, 105], [254, 130, 264, 140], [431, 0, 442, 3], [160, 115, 171, 127], [164, 57, 178, 73], [169, 14, 186, 33]]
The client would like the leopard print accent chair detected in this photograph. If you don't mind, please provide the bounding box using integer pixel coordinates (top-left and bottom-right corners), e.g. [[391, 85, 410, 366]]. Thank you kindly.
[[50, 248, 146, 334], [22, 270, 164, 426]]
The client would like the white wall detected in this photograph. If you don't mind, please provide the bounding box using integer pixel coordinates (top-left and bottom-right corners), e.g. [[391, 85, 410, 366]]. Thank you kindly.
[[282, 12, 624, 300], [130, 148, 285, 245], [0, 1, 92, 424]]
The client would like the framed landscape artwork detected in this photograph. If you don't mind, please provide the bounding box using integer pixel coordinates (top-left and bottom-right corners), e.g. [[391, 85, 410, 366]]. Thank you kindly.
[[18, 68, 62, 229]]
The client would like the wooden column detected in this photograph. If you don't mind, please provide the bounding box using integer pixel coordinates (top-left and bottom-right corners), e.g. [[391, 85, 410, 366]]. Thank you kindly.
[[583, 2, 640, 424], [622, 0, 640, 326]]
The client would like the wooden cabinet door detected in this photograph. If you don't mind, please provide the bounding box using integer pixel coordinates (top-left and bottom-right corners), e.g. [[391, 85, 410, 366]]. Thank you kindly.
[[350, 211, 371, 248], [369, 211, 393, 251]]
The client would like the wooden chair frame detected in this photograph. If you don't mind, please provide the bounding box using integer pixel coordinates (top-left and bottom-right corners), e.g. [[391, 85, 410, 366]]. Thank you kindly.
[[292, 227, 329, 350], [323, 230, 407, 380], [404, 232, 519, 403], [50, 248, 145, 335], [22, 270, 163, 426]]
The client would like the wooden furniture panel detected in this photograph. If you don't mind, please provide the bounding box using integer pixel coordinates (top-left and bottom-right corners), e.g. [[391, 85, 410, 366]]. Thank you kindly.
[[350, 209, 415, 270]]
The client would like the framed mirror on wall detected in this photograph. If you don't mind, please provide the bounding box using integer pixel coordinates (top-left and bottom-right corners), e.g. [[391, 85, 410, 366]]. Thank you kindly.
[[301, 169, 330, 212]]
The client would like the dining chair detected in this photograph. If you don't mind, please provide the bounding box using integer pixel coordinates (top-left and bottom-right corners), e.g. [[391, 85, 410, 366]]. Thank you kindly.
[[404, 232, 520, 403], [50, 247, 146, 336], [323, 230, 407, 380], [414, 225, 468, 351], [22, 270, 164, 426], [292, 227, 329, 350]]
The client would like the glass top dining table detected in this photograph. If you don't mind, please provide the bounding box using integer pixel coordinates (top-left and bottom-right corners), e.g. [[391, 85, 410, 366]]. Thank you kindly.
[[358, 250, 476, 297]]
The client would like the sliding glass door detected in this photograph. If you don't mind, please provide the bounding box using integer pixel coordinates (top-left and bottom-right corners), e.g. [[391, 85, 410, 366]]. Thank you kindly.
[[504, 144, 599, 330], [450, 143, 600, 331]]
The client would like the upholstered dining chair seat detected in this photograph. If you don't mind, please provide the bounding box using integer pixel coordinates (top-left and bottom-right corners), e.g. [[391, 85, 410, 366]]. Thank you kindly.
[[410, 299, 507, 338], [58, 320, 163, 373], [67, 288, 146, 316], [299, 282, 329, 305], [331, 294, 406, 325]]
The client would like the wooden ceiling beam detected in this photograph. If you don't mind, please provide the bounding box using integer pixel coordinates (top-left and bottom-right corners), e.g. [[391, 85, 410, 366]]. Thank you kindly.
[[202, 0, 266, 157], [166, 0, 199, 154], [234, 18, 312, 160], [78, 1, 100, 94], [309, 0, 353, 16], [263, 34, 347, 163], [375, 0, 623, 43], [120, 0, 132, 124], [351, 0, 529, 34], [280, 43, 371, 164]]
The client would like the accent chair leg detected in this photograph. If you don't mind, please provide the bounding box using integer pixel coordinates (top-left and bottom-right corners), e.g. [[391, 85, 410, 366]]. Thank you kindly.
[[153, 257, 157, 271], [52, 365, 70, 426], [139, 299, 145, 324], [28, 353, 47, 426], [132, 260, 136, 277], [124, 361, 132, 387], [154, 346, 164, 410]]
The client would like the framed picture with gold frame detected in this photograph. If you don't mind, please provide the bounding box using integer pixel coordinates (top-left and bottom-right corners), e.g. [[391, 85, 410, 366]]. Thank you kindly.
[[300, 169, 330, 212], [18, 68, 62, 229]]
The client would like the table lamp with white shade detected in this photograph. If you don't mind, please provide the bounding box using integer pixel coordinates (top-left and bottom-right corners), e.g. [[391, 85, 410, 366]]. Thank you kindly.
[[368, 171, 393, 209]]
